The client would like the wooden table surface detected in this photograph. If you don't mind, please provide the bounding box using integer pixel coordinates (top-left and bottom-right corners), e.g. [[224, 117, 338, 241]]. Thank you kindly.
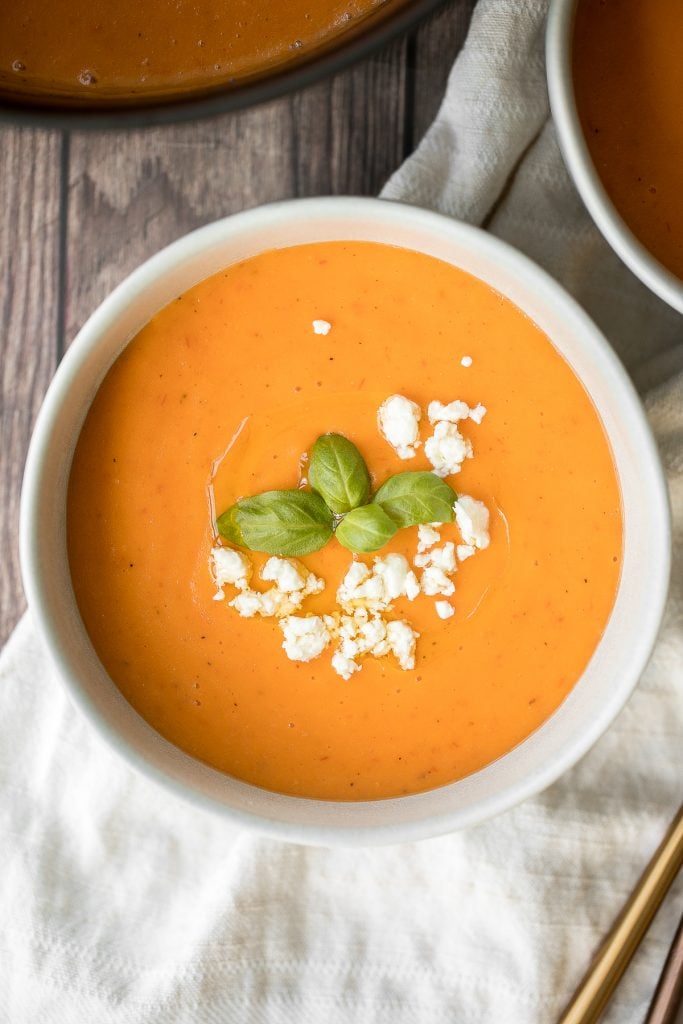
[[0, 0, 475, 646]]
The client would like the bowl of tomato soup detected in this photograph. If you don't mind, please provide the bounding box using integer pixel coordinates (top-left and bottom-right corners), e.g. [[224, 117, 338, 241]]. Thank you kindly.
[[0, 0, 444, 128], [547, 0, 683, 314], [20, 197, 670, 845]]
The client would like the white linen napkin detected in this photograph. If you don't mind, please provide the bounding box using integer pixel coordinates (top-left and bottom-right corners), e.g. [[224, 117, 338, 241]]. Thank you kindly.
[[1, 1, 681, 1021]]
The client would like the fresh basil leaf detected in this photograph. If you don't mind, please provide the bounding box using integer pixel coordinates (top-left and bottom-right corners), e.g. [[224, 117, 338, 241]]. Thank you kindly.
[[373, 471, 457, 528], [220, 490, 333, 556], [216, 503, 245, 546], [308, 432, 371, 514], [335, 504, 398, 553]]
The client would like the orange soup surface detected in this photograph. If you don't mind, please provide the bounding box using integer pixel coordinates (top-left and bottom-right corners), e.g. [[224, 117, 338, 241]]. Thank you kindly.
[[0, 0, 392, 103], [67, 242, 622, 801], [573, 0, 683, 280]]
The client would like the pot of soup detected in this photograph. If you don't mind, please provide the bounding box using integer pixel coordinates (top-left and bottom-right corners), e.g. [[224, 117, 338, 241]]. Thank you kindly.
[[0, 0, 445, 128]]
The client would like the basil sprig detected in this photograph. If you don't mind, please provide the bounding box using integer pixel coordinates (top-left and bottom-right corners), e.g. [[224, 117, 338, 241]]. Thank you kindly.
[[216, 433, 459, 556], [309, 433, 371, 514], [217, 490, 333, 556], [335, 504, 397, 553], [216, 503, 245, 547], [373, 471, 457, 528]]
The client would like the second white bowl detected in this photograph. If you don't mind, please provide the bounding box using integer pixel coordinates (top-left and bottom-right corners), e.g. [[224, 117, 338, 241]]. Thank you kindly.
[[546, 0, 683, 315]]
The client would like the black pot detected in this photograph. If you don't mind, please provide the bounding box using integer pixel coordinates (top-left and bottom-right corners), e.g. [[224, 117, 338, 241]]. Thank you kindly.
[[0, 0, 448, 131]]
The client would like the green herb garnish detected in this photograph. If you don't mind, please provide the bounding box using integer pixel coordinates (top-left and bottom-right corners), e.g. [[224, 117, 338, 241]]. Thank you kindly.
[[335, 503, 398, 553], [308, 432, 371, 514], [217, 434, 457, 556], [373, 471, 457, 528], [217, 489, 333, 556]]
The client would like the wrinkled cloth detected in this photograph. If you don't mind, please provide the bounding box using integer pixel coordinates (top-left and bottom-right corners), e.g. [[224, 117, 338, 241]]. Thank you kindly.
[[1, 1, 682, 1021]]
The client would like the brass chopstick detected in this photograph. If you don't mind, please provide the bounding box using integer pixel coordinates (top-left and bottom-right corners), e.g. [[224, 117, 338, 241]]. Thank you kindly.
[[556, 804, 683, 1024]]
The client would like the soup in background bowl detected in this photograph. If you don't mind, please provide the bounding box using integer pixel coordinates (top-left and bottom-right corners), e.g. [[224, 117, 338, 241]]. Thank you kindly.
[[20, 197, 670, 845], [546, 0, 683, 314], [0, 0, 441, 128]]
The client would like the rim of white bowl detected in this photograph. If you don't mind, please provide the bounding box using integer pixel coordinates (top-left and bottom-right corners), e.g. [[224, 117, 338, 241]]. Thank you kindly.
[[20, 196, 672, 846], [546, 0, 683, 315]]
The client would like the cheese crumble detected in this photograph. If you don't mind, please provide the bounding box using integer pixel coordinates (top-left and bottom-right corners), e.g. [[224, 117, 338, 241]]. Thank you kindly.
[[454, 495, 490, 549], [211, 547, 252, 599], [312, 319, 331, 335], [211, 553, 324, 618], [425, 421, 473, 478], [417, 524, 441, 553], [280, 615, 331, 662], [337, 553, 420, 612], [377, 394, 422, 460]]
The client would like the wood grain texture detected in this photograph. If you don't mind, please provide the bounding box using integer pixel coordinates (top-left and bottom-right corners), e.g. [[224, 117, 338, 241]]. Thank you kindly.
[[0, 129, 62, 644], [410, 0, 475, 144]]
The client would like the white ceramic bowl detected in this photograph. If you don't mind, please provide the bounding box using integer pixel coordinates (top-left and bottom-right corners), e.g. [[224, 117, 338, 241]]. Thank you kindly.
[[546, 0, 683, 315], [20, 197, 671, 846]]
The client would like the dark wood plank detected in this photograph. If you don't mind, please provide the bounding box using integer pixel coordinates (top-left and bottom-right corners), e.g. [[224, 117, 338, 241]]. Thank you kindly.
[[64, 39, 408, 346], [0, 128, 62, 644], [410, 0, 476, 146]]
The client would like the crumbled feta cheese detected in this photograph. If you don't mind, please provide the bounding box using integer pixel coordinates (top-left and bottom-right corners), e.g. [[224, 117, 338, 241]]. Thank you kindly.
[[228, 590, 264, 618], [338, 560, 371, 594], [425, 542, 456, 572], [303, 573, 325, 596], [337, 561, 385, 611], [460, 356, 473, 368], [226, 556, 324, 619], [337, 554, 419, 611], [377, 394, 422, 459], [259, 556, 324, 597], [420, 565, 456, 597], [427, 399, 471, 424], [373, 553, 420, 602], [331, 651, 361, 680], [417, 524, 440, 553], [386, 620, 419, 671], [261, 556, 307, 592], [256, 589, 302, 618], [312, 319, 331, 335], [339, 612, 388, 656], [230, 588, 301, 618], [425, 421, 473, 477], [211, 546, 252, 598], [457, 544, 476, 562], [469, 403, 487, 425], [280, 615, 331, 662], [329, 609, 393, 678], [454, 495, 490, 550], [360, 616, 391, 656], [435, 600, 455, 619]]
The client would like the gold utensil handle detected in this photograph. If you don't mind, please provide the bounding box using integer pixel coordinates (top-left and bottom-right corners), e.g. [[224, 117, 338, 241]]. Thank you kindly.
[[557, 805, 683, 1024]]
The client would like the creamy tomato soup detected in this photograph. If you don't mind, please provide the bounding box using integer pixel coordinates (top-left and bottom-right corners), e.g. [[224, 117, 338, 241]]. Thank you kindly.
[[0, 0, 392, 102], [573, 0, 683, 280], [67, 242, 622, 801]]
